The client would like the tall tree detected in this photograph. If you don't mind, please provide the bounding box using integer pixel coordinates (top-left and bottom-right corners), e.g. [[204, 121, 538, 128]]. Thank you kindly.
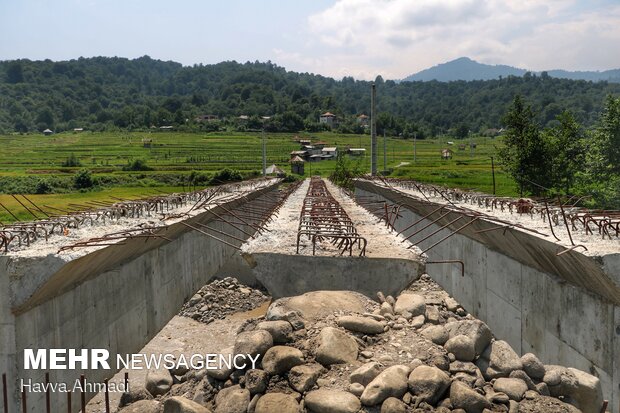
[[595, 95, 620, 175], [499, 95, 553, 196], [583, 95, 620, 208], [546, 111, 585, 194]]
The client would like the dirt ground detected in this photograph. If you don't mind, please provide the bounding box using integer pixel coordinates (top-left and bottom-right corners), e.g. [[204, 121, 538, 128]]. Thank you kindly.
[[87, 303, 270, 413]]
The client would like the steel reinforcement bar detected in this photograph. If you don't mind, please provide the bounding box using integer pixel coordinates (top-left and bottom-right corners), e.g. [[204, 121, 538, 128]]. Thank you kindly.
[[296, 177, 366, 256]]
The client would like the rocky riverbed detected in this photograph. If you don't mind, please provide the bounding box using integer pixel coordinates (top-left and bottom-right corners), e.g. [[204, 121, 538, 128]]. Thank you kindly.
[[179, 277, 270, 325], [117, 275, 604, 413]]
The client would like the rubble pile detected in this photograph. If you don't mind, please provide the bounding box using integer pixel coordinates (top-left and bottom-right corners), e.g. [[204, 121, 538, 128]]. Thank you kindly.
[[179, 277, 269, 324], [121, 277, 603, 413]]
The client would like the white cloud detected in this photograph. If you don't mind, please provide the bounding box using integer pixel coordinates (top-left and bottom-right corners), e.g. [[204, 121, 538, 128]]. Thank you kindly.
[[274, 0, 620, 79]]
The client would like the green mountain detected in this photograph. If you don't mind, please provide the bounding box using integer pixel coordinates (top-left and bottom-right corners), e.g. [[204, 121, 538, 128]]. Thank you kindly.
[[1, 56, 619, 136], [403, 57, 620, 83]]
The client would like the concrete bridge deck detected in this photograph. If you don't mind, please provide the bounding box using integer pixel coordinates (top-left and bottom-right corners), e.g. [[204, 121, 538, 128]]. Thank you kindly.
[[2, 176, 617, 411]]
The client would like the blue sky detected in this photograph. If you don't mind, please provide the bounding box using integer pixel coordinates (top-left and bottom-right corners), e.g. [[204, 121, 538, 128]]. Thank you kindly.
[[1, 0, 619, 80]]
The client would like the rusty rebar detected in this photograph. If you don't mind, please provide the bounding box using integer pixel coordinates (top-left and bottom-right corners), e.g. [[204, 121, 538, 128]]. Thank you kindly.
[[80, 375, 86, 413], [180, 222, 242, 250], [45, 372, 50, 413], [420, 218, 479, 254], [2, 373, 7, 413], [297, 177, 367, 256], [104, 379, 110, 413]]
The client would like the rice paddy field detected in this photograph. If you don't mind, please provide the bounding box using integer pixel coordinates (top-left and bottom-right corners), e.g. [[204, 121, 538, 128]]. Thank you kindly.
[[0, 130, 517, 222]]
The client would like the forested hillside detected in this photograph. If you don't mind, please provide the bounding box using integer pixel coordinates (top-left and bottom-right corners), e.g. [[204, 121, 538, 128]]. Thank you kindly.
[[1, 56, 619, 136]]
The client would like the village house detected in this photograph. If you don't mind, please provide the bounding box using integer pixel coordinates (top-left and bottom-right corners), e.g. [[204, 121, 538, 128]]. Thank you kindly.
[[195, 114, 219, 123], [290, 156, 305, 175], [348, 148, 366, 156], [319, 112, 337, 128], [321, 147, 338, 159], [357, 114, 369, 127], [290, 150, 310, 161], [441, 148, 453, 159]]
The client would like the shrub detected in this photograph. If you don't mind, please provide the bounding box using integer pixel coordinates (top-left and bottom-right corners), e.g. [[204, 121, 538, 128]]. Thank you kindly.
[[35, 180, 53, 194], [122, 159, 153, 171], [281, 174, 300, 183], [73, 169, 94, 189], [62, 153, 81, 167], [210, 168, 243, 185]]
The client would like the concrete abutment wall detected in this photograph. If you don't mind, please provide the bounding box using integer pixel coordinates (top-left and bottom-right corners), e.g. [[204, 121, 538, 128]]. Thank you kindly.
[[0, 183, 278, 413], [248, 252, 424, 299], [355, 180, 620, 411]]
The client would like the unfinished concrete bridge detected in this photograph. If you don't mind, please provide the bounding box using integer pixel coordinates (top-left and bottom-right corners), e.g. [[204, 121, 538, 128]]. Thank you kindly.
[[0, 176, 618, 412]]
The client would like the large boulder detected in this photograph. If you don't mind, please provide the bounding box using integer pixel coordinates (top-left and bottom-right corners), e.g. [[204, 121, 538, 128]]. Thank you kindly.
[[493, 378, 528, 401], [288, 363, 325, 393], [145, 368, 173, 397], [444, 335, 475, 362], [254, 393, 301, 413], [119, 387, 153, 407], [360, 365, 410, 406], [315, 327, 359, 365], [119, 400, 160, 413], [233, 330, 273, 364], [420, 325, 449, 345], [337, 316, 385, 334], [394, 293, 426, 316], [520, 353, 545, 380], [164, 396, 211, 413], [543, 365, 579, 397], [261, 346, 304, 375], [207, 346, 235, 381], [449, 381, 491, 413], [380, 397, 407, 413], [268, 291, 367, 321], [350, 362, 382, 386], [305, 389, 362, 413], [215, 385, 250, 413], [407, 365, 451, 405], [567, 368, 603, 413], [245, 369, 269, 395], [256, 320, 292, 344], [475, 340, 522, 380], [444, 320, 492, 356]]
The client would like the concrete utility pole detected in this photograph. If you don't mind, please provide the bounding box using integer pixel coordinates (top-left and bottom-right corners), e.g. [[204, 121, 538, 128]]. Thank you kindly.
[[370, 83, 377, 176], [413, 131, 417, 164], [262, 129, 267, 176]]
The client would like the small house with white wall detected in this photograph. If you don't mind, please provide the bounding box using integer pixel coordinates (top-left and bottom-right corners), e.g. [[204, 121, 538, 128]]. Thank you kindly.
[[322, 147, 338, 159], [319, 112, 337, 127]]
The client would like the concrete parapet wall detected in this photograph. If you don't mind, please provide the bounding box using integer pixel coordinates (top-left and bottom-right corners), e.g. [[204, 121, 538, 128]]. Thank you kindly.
[[355, 180, 620, 411], [0, 183, 278, 413], [247, 252, 424, 299]]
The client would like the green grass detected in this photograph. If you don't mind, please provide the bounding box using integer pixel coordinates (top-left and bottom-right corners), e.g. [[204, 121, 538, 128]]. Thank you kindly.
[[0, 186, 184, 223], [0, 130, 517, 223]]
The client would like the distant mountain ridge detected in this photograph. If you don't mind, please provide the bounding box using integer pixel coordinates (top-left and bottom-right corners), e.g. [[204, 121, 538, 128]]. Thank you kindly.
[[403, 57, 620, 83]]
